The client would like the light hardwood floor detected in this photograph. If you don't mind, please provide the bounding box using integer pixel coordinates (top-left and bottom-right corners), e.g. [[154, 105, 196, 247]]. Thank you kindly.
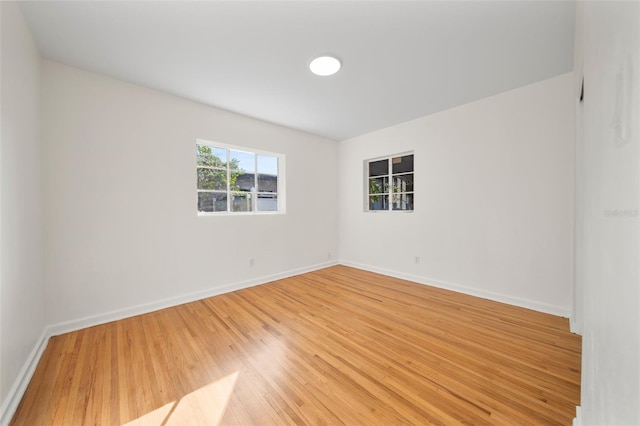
[[11, 265, 581, 425]]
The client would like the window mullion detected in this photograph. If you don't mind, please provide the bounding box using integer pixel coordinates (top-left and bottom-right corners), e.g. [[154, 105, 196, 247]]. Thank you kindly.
[[254, 155, 258, 211], [226, 148, 231, 213], [388, 158, 392, 210]]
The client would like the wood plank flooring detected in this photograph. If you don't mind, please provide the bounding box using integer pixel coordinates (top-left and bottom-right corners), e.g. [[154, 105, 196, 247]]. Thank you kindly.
[[11, 266, 581, 425]]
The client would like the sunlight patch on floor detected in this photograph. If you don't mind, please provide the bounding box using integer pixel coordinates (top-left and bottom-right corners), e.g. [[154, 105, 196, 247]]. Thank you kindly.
[[123, 371, 240, 426]]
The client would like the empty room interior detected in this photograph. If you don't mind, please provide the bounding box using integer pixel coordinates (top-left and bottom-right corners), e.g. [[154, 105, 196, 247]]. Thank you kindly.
[[1, 1, 639, 425]]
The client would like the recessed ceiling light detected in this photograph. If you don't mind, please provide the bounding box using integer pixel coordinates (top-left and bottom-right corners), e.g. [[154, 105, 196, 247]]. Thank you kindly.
[[309, 56, 341, 76]]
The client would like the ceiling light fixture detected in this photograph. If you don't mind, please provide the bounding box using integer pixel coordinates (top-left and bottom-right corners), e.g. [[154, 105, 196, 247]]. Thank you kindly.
[[309, 56, 341, 76]]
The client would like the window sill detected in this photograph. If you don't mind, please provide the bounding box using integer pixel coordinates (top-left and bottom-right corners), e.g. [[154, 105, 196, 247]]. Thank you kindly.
[[365, 210, 414, 213], [197, 211, 285, 217]]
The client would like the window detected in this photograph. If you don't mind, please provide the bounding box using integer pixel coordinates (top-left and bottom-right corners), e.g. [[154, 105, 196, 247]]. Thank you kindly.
[[366, 153, 414, 211], [196, 141, 284, 214]]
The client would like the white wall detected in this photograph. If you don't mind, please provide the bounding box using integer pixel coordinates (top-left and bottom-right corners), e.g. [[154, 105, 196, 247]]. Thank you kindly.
[[574, 1, 639, 424], [0, 1, 46, 422], [42, 61, 339, 329], [339, 73, 575, 316]]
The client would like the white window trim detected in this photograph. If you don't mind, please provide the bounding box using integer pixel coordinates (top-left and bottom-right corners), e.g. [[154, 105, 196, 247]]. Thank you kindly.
[[364, 151, 414, 212], [197, 139, 286, 216]]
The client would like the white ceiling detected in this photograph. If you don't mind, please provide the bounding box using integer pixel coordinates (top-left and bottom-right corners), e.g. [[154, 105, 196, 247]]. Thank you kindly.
[[19, 1, 576, 141]]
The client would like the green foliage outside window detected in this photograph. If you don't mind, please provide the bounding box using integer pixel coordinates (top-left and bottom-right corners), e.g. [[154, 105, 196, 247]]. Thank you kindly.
[[197, 144, 242, 191]]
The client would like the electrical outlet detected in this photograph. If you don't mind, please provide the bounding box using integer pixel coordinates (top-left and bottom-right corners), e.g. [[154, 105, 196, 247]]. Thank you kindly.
[[414, 256, 420, 264], [249, 258, 255, 266], [328, 251, 332, 260]]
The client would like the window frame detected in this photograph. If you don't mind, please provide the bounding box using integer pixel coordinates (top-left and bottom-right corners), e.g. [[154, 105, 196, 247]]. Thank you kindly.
[[364, 152, 414, 212], [196, 139, 286, 216]]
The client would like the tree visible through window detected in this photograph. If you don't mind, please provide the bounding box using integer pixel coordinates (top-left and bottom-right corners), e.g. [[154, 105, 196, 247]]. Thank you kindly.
[[367, 153, 414, 211], [197, 142, 282, 214]]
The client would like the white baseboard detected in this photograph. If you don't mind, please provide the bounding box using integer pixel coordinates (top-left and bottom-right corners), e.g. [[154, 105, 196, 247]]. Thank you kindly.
[[569, 315, 582, 335], [340, 261, 571, 318], [573, 406, 582, 426], [0, 330, 49, 426], [0, 260, 337, 424], [48, 260, 338, 337]]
